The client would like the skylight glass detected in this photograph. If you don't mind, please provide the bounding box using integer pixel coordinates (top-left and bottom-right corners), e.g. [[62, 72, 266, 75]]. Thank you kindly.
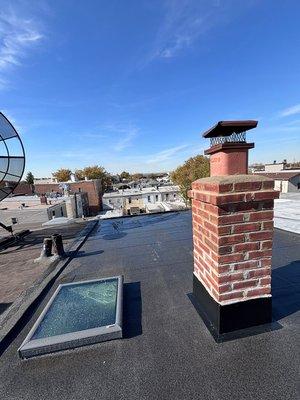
[[18, 276, 123, 359]]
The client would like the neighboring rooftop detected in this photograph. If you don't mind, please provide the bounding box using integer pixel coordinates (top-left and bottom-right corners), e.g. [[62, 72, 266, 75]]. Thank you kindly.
[[0, 211, 299, 400], [255, 171, 300, 180], [103, 185, 180, 198], [274, 193, 300, 234], [0, 221, 87, 311]]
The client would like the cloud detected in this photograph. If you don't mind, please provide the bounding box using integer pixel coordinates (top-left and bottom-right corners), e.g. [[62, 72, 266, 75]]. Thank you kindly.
[[114, 128, 138, 151], [145, 144, 189, 164], [102, 123, 139, 152], [145, 0, 224, 63], [80, 133, 107, 139], [278, 104, 300, 118], [0, 5, 43, 87]]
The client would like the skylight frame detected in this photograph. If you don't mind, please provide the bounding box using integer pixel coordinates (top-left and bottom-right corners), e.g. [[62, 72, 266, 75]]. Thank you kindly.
[[18, 275, 123, 359]]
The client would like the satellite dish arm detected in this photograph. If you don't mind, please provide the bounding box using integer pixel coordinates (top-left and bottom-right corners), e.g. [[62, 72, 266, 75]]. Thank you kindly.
[[0, 221, 13, 234]]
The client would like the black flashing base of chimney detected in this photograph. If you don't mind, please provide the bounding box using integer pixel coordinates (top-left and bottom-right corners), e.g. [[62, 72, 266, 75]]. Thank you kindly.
[[191, 275, 273, 342]]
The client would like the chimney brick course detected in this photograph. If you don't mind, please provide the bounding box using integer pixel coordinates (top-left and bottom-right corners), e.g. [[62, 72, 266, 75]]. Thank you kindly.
[[189, 174, 279, 306]]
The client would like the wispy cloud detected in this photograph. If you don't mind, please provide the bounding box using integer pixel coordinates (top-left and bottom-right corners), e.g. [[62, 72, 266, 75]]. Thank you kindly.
[[79, 132, 107, 139], [144, 0, 225, 63], [0, 5, 43, 87], [114, 129, 138, 151], [103, 123, 139, 152], [278, 104, 300, 118], [145, 144, 189, 164]]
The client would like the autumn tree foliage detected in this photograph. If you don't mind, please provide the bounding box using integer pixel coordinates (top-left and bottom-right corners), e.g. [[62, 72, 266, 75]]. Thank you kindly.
[[53, 168, 72, 182], [75, 165, 112, 190], [120, 171, 131, 181], [131, 173, 143, 180], [77, 165, 107, 180], [171, 155, 210, 203]]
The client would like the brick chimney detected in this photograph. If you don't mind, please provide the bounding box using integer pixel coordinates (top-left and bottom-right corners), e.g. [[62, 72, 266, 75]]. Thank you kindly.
[[189, 121, 279, 340]]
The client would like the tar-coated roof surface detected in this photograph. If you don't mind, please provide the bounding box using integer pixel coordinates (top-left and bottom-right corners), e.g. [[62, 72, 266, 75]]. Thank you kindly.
[[0, 211, 299, 400]]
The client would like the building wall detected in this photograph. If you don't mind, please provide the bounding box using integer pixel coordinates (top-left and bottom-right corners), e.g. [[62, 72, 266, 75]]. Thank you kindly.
[[141, 192, 160, 205], [102, 195, 124, 210], [47, 202, 67, 219], [12, 182, 34, 196], [34, 179, 102, 215], [288, 175, 300, 192], [274, 177, 300, 193], [103, 186, 182, 211], [274, 180, 282, 192], [265, 163, 285, 172], [124, 198, 145, 215]]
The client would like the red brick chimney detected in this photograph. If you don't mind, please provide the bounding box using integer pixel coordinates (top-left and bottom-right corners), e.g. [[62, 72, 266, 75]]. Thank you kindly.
[[189, 121, 279, 340]]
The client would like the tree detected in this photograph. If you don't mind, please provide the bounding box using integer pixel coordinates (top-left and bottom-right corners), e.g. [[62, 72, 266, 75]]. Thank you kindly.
[[53, 168, 72, 182], [75, 169, 85, 180], [120, 171, 131, 181], [25, 171, 34, 185], [171, 155, 210, 203], [76, 165, 112, 191], [82, 165, 107, 180], [131, 173, 143, 181]]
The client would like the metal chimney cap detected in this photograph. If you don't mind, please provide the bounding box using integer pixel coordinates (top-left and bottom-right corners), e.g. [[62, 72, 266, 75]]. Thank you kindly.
[[202, 120, 258, 138]]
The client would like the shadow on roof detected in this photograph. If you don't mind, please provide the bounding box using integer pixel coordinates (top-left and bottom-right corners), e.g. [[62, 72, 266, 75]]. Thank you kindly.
[[122, 281, 142, 339], [272, 260, 300, 321]]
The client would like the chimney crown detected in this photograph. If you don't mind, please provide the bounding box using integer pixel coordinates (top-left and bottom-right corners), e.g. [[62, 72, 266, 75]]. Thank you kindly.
[[203, 120, 257, 176]]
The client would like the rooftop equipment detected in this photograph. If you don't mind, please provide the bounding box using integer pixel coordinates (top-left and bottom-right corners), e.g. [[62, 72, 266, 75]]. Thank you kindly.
[[0, 112, 25, 233]]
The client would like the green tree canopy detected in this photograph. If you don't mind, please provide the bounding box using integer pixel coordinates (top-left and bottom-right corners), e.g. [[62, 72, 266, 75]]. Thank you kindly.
[[25, 171, 34, 185], [53, 168, 72, 182], [171, 155, 210, 203]]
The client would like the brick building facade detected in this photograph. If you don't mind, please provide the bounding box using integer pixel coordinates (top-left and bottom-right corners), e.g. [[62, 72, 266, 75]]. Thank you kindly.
[[34, 179, 102, 215], [12, 182, 34, 196]]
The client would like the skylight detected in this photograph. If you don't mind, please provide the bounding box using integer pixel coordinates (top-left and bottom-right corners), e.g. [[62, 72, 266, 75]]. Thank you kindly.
[[18, 276, 123, 359]]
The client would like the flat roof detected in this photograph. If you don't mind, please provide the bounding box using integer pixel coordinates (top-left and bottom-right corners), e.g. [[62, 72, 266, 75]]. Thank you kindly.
[[0, 211, 299, 399], [103, 186, 179, 198], [202, 120, 258, 138], [255, 171, 300, 180]]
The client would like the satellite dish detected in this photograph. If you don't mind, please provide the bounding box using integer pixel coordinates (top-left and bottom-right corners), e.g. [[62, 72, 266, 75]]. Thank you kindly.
[[0, 112, 25, 202]]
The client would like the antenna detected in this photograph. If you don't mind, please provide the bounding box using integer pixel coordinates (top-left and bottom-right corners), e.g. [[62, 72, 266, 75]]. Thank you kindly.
[[0, 112, 25, 234]]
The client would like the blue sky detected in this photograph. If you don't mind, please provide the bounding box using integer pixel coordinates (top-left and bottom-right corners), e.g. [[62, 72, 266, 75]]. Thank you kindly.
[[0, 0, 300, 177]]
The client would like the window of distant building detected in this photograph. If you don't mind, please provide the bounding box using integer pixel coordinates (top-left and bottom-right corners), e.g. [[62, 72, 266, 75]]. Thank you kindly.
[[166, 193, 169, 200], [174, 193, 176, 198], [52, 210, 55, 217], [61, 207, 63, 216], [148, 196, 151, 202], [78, 187, 81, 192], [129, 197, 132, 204], [155, 195, 158, 201]]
